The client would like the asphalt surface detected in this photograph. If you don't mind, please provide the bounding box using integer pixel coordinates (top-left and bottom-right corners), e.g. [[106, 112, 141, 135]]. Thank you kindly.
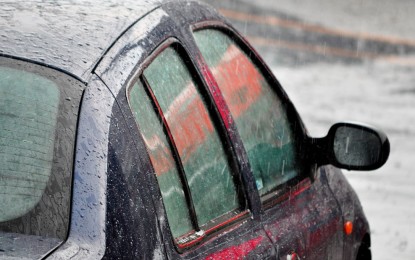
[[201, 0, 415, 258]]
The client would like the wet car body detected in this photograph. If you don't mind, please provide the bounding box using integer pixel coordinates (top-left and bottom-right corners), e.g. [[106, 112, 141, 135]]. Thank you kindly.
[[0, 0, 388, 259]]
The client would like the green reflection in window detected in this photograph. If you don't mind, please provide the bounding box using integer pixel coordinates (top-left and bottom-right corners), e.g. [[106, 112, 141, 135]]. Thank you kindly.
[[194, 29, 298, 196], [144, 47, 239, 226], [0, 66, 59, 222], [129, 80, 193, 238]]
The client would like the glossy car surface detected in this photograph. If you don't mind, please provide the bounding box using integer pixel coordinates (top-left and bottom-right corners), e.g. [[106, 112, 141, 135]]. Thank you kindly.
[[0, 0, 389, 259]]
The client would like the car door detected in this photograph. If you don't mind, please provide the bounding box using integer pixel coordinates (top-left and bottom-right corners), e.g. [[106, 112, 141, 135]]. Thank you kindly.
[[191, 26, 344, 259], [95, 5, 276, 259]]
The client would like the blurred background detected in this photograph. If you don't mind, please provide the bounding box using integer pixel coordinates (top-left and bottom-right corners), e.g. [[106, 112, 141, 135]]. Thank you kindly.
[[201, 0, 415, 258]]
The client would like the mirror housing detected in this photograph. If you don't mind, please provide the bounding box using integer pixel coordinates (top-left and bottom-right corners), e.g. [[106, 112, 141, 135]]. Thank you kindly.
[[312, 122, 390, 171]]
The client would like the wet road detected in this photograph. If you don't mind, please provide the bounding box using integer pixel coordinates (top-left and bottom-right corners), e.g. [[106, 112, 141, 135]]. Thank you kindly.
[[204, 0, 415, 66], [202, 0, 415, 258]]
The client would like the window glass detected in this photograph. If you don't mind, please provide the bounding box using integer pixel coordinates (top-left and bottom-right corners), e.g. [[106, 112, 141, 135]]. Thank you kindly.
[[129, 80, 193, 238], [194, 29, 298, 197], [0, 67, 59, 222], [143, 47, 240, 226], [0, 60, 82, 259]]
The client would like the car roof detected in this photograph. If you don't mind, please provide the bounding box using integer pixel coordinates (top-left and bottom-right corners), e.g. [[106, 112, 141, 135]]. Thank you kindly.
[[0, 0, 174, 82]]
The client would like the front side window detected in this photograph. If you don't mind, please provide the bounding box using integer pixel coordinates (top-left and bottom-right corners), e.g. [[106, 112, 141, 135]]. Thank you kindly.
[[0, 59, 83, 258], [129, 45, 243, 245], [193, 29, 299, 198]]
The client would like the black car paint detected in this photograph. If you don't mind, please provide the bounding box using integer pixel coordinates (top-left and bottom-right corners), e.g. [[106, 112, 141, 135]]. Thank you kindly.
[[325, 165, 371, 259], [0, 0, 372, 259]]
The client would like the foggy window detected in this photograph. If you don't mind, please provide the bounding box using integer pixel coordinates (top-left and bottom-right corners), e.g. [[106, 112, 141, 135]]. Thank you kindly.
[[0, 59, 81, 259], [0, 67, 59, 222], [193, 29, 299, 197]]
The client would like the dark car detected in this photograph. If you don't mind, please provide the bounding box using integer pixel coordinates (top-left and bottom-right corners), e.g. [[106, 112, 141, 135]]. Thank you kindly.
[[0, 0, 389, 259]]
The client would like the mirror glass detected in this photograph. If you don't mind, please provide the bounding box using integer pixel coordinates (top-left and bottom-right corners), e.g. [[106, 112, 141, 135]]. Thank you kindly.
[[333, 126, 381, 167]]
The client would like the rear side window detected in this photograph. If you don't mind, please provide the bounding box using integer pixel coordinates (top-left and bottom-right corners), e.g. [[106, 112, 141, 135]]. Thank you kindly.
[[0, 59, 83, 259], [128, 45, 244, 247], [129, 80, 193, 239], [193, 29, 299, 198], [143, 47, 240, 225]]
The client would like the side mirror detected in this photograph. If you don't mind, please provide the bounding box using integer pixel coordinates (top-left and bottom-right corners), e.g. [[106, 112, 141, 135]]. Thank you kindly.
[[312, 122, 390, 171]]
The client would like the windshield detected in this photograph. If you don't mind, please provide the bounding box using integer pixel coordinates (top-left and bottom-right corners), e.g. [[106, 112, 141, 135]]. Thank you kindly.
[[0, 58, 84, 259]]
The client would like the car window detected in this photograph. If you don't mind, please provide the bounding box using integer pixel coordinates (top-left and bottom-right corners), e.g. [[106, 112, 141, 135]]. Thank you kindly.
[[129, 80, 193, 239], [0, 66, 59, 222], [129, 46, 243, 244], [193, 29, 299, 198], [0, 59, 83, 259]]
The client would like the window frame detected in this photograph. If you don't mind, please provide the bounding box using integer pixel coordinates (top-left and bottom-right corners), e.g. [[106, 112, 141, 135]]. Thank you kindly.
[[125, 38, 250, 252], [190, 22, 312, 209]]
